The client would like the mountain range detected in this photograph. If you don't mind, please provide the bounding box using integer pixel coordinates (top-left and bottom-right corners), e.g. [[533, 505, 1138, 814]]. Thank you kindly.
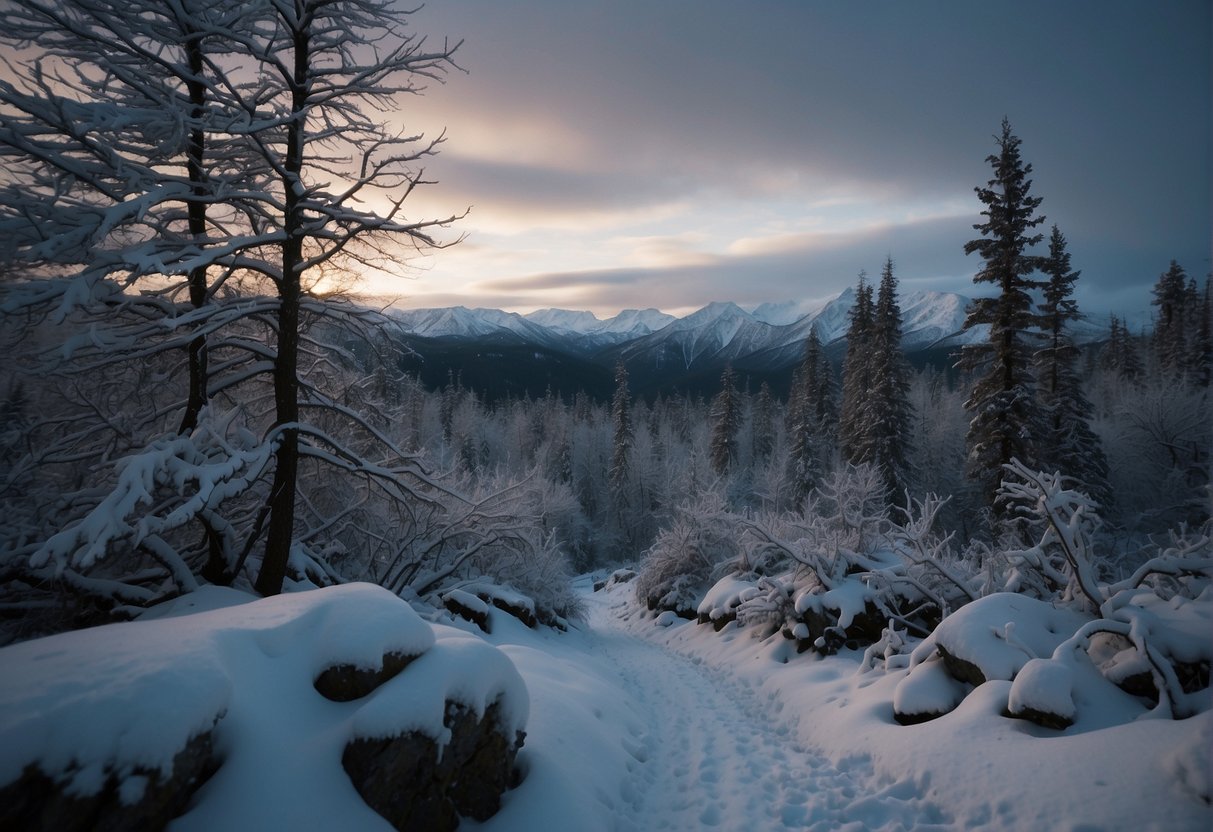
[[387, 289, 1109, 400]]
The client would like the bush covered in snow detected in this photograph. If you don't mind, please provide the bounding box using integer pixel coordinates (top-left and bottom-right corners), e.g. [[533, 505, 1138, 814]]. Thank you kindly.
[[642, 457, 1212, 734], [887, 461, 1212, 727], [633, 493, 741, 618], [692, 465, 979, 654]]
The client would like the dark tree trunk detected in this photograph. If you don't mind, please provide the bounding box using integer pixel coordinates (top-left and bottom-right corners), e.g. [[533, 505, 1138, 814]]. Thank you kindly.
[[178, 31, 210, 437], [256, 22, 309, 597]]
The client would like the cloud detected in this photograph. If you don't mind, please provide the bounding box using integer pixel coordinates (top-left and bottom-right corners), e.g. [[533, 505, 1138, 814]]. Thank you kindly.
[[453, 214, 976, 315], [384, 0, 1211, 316]]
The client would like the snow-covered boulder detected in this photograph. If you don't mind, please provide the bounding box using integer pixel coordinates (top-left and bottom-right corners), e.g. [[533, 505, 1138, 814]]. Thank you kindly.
[[794, 579, 889, 654], [1006, 658, 1076, 729], [593, 568, 637, 592], [912, 593, 1088, 685], [892, 654, 970, 725], [697, 575, 759, 631], [466, 582, 539, 628], [1102, 589, 1213, 701], [0, 583, 528, 831], [443, 588, 492, 632]]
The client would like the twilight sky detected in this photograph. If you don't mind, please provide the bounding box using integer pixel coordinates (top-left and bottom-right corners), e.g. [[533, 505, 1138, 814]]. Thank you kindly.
[[372, 0, 1211, 319]]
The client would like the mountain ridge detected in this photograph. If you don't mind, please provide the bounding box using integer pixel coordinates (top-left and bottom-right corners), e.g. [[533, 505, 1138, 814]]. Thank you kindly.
[[387, 289, 1111, 399]]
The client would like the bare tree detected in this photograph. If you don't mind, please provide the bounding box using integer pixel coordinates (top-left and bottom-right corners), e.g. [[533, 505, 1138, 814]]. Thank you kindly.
[[0, 0, 469, 611]]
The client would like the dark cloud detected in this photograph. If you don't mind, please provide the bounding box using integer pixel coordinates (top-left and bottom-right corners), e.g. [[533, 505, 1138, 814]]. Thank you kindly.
[[404, 0, 1211, 314], [482, 269, 649, 293], [431, 157, 691, 218]]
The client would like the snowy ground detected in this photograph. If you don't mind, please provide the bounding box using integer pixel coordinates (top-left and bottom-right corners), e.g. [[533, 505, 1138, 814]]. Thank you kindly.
[[2, 578, 1208, 830], [479, 576, 1212, 832]]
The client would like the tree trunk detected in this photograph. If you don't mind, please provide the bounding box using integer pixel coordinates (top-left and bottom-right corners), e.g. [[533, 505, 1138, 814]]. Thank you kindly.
[[256, 21, 309, 597]]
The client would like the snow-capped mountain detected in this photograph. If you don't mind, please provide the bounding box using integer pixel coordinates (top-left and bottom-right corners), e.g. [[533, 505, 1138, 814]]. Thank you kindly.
[[595, 308, 676, 339], [602, 301, 772, 372], [523, 307, 676, 348], [523, 308, 602, 336], [389, 289, 1110, 395], [748, 297, 831, 327], [389, 306, 565, 349]]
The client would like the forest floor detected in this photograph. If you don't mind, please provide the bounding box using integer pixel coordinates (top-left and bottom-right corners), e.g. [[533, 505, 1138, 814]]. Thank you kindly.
[[475, 576, 1211, 832]]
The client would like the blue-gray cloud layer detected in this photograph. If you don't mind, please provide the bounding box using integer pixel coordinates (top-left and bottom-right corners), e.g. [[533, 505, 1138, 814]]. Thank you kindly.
[[408, 0, 1211, 315]]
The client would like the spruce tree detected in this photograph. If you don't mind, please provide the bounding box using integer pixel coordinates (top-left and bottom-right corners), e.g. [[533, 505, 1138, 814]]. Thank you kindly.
[[1099, 315, 1123, 376], [1196, 277, 1213, 388], [786, 327, 826, 501], [1034, 226, 1110, 507], [751, 381, 775, 462], [1151, 260, 1190, 376], [960, 119, 1048, 520], [868, 256, 914, 499], [813, 348, 837, 451], [709, 363, 741, 475], [839, 272, 875, 465], [609, 360, 632, 496]]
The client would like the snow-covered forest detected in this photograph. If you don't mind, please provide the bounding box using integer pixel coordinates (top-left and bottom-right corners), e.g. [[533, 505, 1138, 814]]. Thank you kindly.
[[0, 0, 1210, 829]]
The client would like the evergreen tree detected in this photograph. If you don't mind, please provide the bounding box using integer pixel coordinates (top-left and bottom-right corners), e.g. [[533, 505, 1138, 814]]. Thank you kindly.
[[813, 348, 837, 451], [786, 327, 826, 501], [1195, 277, 1213, 388], [1034, 226, 1110, 507], [1098, 315, 1123, 376], [1151, 260, 1190, 376], [609, 360, 632, 496], [1114, 317, 1145, 381], [709, 364, 741, 475], [751, 381, 775, 462], [868, 256, 914, 498], [0, 379, 30, 464], [839, 271, 875, 464], [959, 119, 1048, 521]]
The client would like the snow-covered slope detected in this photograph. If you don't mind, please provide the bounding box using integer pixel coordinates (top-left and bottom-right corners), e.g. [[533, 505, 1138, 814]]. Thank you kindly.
[[524, 308, 603, 336], [391, 306, 560, 346], [749, 298, 830, 327], [522, 307, 676, 350], [596, 308, 676, 339], [605, 301, 775, 372]]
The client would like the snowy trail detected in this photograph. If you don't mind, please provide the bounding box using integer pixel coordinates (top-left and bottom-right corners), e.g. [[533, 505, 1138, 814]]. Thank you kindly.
[[577, 589, 946, 832]]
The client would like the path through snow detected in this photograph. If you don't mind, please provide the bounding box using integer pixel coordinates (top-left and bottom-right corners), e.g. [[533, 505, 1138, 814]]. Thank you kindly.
[[551, 585, 948, 831], [485, 580, 1209, 832]]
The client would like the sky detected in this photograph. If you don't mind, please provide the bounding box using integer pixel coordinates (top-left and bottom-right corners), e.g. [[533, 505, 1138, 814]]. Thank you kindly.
[[369, 0, 1212, 320]]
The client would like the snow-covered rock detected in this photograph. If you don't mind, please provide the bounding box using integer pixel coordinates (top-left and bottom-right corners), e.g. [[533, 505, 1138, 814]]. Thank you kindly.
[[1007, 658, 1076, 729], [0, 583, 528, 831], [912, 593, 1089, 685], [892, 654, 970, 725], [697, 575, 760, 631]]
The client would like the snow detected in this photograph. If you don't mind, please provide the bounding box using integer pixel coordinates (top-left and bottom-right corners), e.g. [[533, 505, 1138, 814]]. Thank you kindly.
[[796, 578, 880, 629], [697, 574, 759, 621], [892, 655, 969, 719], [465, 581, 536, 616], [749, 297, 830, 326], [522, 308, 603, 335], [1105, 587, 1213, 665], [443, 587, 491, 616], [595, 308, 676, 337], [3, 577, 1209, 830], [388, 289, 1061, 370], [0, 583, 526, 831], [473, 577, 1212, 830], [1007, 657, 1075, 720], [524, 307, 675, 340], [910, 592, 1089, 682]]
